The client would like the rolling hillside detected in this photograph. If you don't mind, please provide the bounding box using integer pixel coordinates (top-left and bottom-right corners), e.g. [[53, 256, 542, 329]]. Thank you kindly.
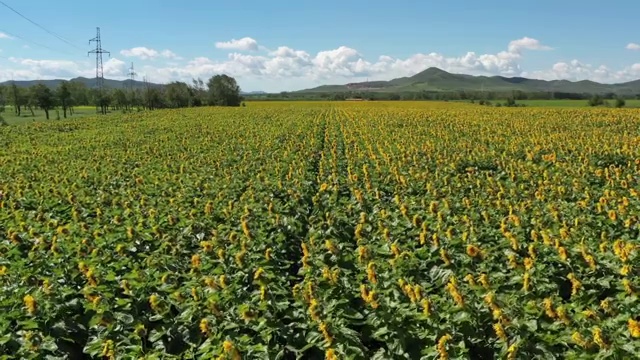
[[0, 78, 264, 95], [0, 77, 160, 90], [300, 67, 640, 94]]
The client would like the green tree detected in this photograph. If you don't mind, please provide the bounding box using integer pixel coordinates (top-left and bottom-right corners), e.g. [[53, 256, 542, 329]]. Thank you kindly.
[[615, 98, 626, 108], [190, 78, 206, 106], [0, 86, 5, 126], [91, 89, 111, 114], [588, 94, 604, 107], [112, 89, 128, 111], [10, 83, 24, 116], [0, 85, 6, 114], [31, 84, 55, 120], [165, 81, 193, 108], [128, 89, 141, 110], [99, 92, 111, 114], [207, 75, 242, 107], [89, 88, 112, 114], [68, 82, 89, 108], [56, 81, 72, 118], [143, 87, 164, 110]]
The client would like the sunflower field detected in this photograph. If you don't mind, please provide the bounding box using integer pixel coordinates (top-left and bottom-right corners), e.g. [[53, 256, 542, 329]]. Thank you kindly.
[[0, 101, 639, 359]]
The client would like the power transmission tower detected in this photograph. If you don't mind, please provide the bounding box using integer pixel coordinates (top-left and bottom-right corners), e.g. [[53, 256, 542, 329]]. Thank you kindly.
[[127, 62, 136, 88], [88, 27, 110, 113], [126, 63, 137, 111]]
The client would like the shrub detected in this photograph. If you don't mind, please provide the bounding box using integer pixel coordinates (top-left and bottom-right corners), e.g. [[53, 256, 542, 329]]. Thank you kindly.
[[588, 95, 604, 107]]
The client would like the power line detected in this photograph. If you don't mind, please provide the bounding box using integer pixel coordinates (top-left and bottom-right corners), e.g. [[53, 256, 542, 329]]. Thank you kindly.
[[0, 0, 84, 51], [0, 28, 75, 56]]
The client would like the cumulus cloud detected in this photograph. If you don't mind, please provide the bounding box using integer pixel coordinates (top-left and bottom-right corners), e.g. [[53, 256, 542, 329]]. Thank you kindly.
[[120, 47, 180, 60], [215, 37, 259, 51], [120, 47, 158, 60], [103, 58, 127, 76], [15, 58, 80, 77], [532, 60, 594, 81], [312, 46, 362, 76], [508, 37, 552, 53], [0, 57, 127, 82], [626, 43, 640, 50], [161, 49, 180, 59], [523, 60, 640, 84], [0, 32, 12, 39], [374, 50, 524, 77]]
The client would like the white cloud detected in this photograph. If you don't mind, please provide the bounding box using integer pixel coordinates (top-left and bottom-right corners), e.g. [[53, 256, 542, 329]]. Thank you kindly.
[[508, 37, 552, 53], [16, 58, 80, 77], [215, 37, 259, 51], [0, 57, 128, 82], [523, 60, 640, 84], [374, 50, 524, 78], [0, 32, 12, 39], [312, 46, 362, 76], [120, 47, 159, 60], [537, 60, 594, 80], [626, 43, 640, 50], [103, 58, 127, 76], [161, 49, 180, 59], [120, 47, 179, 60]]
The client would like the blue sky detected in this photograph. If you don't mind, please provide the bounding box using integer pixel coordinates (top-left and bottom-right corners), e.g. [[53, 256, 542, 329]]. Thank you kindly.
[[1, 0, 639, 91]]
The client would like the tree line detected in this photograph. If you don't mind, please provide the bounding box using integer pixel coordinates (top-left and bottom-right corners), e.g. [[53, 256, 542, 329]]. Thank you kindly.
[[248, 89, 640, 102], [0, 75, 243, 120]]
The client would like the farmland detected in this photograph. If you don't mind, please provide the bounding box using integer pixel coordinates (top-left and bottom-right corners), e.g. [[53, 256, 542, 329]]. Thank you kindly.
[[1, 106, 104, 126], [1, 101, 639, 359], [516, 99, 640, 108]]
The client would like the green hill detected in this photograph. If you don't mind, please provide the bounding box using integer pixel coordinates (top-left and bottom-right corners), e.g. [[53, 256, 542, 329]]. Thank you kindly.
[[0, 77, 161, 90], [299, 67, 640, 95], [0, 78, 264, 94]]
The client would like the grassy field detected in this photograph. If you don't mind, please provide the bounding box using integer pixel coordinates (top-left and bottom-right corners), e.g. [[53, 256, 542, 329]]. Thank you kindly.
[[517, 99, 640, 107], [1, 102, 639, 359], [1, 106, 112, 125]]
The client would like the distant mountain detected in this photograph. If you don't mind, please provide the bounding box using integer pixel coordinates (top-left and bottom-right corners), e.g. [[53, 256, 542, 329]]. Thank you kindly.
[[0, 78, 269, 95], [299, 67, 640, 95], [0, 77, 162, 90], [241, 91, 267, 95]]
